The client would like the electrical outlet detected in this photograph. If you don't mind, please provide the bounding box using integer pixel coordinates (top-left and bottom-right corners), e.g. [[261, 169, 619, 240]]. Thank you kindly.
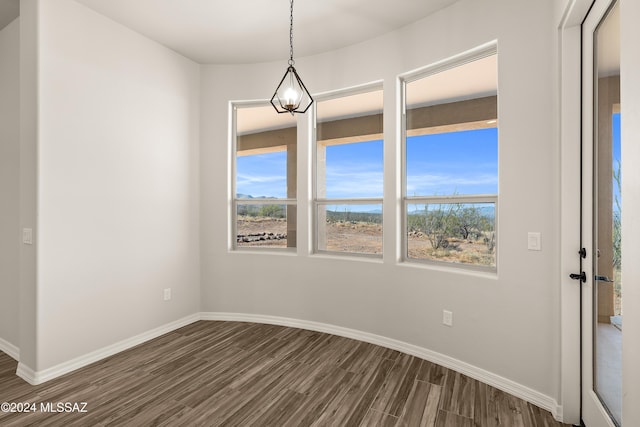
[[163, 288, 171, 301], [442, 310, 453, 327]]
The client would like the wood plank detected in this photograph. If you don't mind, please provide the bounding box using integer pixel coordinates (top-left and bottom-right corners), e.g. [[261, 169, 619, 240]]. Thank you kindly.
[[370, 353, 423, 416], [398, 380, 442, 427], [246, 389, 305, 427], [416, 359, 448, 386], [282, 368, 355, 426], [360, 408, 399, 427], [309, 358, 395, 426], [438, 370, 476, 418], [474, 381, 500, 427], [435, 409, 475, 427]]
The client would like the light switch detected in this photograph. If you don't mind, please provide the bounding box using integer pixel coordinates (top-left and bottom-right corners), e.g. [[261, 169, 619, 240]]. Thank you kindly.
[[22, 228, 33, 245], [528, 232, 541, 251]]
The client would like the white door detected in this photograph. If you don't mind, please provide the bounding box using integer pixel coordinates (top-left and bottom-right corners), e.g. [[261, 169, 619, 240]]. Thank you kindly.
[[582, 0, 622, 425]]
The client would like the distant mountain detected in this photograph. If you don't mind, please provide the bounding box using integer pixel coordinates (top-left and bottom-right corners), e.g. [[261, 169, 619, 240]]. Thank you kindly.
[[407, 205, 495, 219], [325, 209, 383, 224], [236, 193, 276, 199], [325, 208, 382, 215]]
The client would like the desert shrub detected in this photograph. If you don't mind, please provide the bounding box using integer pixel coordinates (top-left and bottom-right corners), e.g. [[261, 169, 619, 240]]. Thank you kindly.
[[409, 204, 493, 250], [259, 204, 286, 219]]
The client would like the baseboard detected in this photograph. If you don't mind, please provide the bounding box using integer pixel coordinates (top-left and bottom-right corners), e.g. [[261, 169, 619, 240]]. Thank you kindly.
[[16, 313, 200, 386], [16, 362, 36, 384], [201, 311, 563, 422], [0, 336, 20, 361]]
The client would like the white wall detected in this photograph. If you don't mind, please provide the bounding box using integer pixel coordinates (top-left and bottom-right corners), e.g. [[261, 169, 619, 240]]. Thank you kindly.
[[19, 0, 39, 372], [20, 0, 201, 371], [202, 0, 561, 411], [0, 18, 20, 354]]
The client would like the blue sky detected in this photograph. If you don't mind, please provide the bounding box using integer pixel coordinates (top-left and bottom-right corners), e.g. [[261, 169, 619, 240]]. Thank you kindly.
[[407, 128, 498, 196], [236, 127, 498, 200], [325, 140, 383, 198], [236, 151, 288, 198], [613, 112, 621, 211], [613, 112, 621, 161]]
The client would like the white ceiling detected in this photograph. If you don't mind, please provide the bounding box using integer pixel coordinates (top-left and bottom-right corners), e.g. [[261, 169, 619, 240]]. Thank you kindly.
[[74, 0, 459, 64], [2, 0, 620, 72]]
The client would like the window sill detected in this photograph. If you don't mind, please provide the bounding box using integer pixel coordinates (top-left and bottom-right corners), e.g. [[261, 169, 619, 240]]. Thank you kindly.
[[230, 247, 297, 256], [399, 258, 498, 279], [312, 251, 384, 264]]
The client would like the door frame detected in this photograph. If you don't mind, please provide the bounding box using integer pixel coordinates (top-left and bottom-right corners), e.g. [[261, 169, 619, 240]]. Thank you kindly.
[[559, 0, 591, 424], [560, 0, 620, 425]]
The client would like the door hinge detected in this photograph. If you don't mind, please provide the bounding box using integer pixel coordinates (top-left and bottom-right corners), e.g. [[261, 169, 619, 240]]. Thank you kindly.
[[570, 272, 586, 282]]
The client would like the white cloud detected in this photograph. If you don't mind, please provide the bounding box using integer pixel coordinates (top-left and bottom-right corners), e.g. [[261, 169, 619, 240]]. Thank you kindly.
[[406, 173, 497, 195], [236, 173, 286, 185], [323, 169, 383, 198]]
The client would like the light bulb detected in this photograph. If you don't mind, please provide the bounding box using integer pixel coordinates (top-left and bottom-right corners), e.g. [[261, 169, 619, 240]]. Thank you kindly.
[[284, 86, 300, 109]]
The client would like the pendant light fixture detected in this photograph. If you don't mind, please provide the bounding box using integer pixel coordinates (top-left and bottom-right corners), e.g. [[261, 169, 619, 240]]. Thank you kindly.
[[270, 0, 313, 115]]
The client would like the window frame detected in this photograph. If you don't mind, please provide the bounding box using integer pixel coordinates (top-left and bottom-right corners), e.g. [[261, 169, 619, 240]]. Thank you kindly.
[[312, 82, 384, 258], [400, 43, 499, 272], [231, 100, 298, 253]]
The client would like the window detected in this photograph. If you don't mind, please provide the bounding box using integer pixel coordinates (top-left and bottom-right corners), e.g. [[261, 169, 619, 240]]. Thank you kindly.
[[403, 49, 498, 270], [233, 103, 297, 250], [314, 86, 384, 256]]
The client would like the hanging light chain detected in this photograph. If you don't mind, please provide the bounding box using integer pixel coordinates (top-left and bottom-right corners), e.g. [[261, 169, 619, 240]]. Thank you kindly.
[[289, 0, 295, 65], [271, 0, 313, 114]]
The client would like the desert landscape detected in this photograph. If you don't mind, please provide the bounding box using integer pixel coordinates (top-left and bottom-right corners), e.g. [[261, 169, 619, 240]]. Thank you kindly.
[[237, 215, 495, 266], [236, 217, 383, 254]]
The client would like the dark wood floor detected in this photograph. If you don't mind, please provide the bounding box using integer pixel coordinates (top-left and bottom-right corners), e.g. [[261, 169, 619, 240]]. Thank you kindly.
[[0, 321, 569, 426]]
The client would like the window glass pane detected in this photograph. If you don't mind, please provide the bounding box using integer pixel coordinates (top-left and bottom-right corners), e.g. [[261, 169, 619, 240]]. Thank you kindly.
[[236, 204, 294, 248], [316, 89, 383, 199], [235, 104, 296, 200], [406, 128, 497, 196], [235, 103, 297, 249], [317, 204, 382, 255], [404, 52, 498, 269], [236, 150, 287, 198], [315, 88, 383, 257], [593, 3, 621, 422], [407, 202, 495, 267], [405, 54, 498, 197]]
